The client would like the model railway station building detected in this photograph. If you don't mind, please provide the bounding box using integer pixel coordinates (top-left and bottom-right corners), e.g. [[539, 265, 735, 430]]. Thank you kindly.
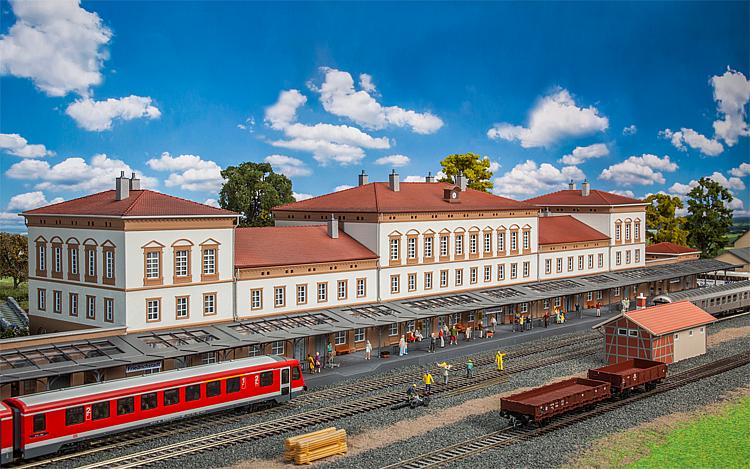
[[0, 171, 737, 397]]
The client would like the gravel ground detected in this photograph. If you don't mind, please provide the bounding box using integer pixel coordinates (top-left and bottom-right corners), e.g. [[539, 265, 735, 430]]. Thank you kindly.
[[63, 314, 750, 469]]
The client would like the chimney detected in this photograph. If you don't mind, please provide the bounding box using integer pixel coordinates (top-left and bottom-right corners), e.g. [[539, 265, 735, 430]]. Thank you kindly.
[[129, 172, 141, 191], [327, 213, 339, 239], [389, 169, 400, 192], [454, 171, 467, 191], [425, 172, 435, 183], [358, 170, 369, 186], [568, 180, 576, 190], [581, 179, 590, 197], [115, 171, 129, 200]]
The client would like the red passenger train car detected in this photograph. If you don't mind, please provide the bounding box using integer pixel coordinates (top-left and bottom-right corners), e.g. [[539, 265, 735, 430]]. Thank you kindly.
[[5, 355, 305, 461]]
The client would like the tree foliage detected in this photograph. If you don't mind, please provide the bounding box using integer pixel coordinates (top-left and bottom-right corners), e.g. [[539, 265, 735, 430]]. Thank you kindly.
[[219, 162, 295, 227], [0, 232, 27, 289], [684, 177, 734, 258], [644, 193, 689, 245], [438, 153, 494, 192]]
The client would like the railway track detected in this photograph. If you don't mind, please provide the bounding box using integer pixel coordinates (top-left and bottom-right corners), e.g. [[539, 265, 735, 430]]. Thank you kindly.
[[11, 331, 598, 469], [382, 351, 750, 469], [73, 342, 600, 468]]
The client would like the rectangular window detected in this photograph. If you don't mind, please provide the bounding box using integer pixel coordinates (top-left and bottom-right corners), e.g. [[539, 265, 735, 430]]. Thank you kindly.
[[588, 254, 594, 269], [164, 388, 180, 406], [202, 248, 216, 275], [629, 329, 639, 337], [104, 298, 114, 322], [53, 290, 62, 314], [260, 371, 274, 387], [335, 330, 347, 345], [408, 273, 416, 291], [175, 249, 189, 277], [390, 238, 400, 261], [141, 392, 158, 411], [389, 322, 398, 336], [523, 231, 529, 250], [635, 249, 641, 263], [616, 252, 622, 265], [440, 236, 449, 257], [523, 261, 530, 278], [618, 328, 627, 336], [38, 244, 46, 272], [203, 293, 216, 315], [469, 233, 478, 254], [556, 258, 563, 273], [497, 264, 505, 280], [555, 297, 561, 307], [147, 299, 160, 321], [86, 295, 95, 319], [407, 237, 416, 259], [545, 259, 552, 274], [92, 401, 110, 420], [615, 224, 621, 241], [317, 282, 327, 302], [510, 232, 517, 251], [54, 246, 62, 273], [337, 280, 347, 300], [598, 253, 604, 268], [567, 256, 574, 272], [176, 296, 189, 318], [206, 381, 221, 397], [455, 235, 463, 255], [250, 289, 262, 309], [635, 223, 641, 240], [424, 236, 433, 258], [186, 384, 201, 402], [440, 270, 448, 287], [626, 250, 632, 264], [70, 248, 78, 274], [596, 290, 603, 300], [520, 302, 528, 313], [202, 351, 217, 364], [613, 287, 621, 296], [391, 275, 400, 294], [274, 287, 285, 307], [424, 272, 433, 289], [146, 252, 160, 278], [65, 406, 85, 426], [104, 250, 114, 280], [226, 377, 241, 393], [297, 285, 307, 304], [484, 265, 492, 282], [470, 267, 478, 284], [354, 328, 365, 342], [587, 291, 593, 301], [578, 255, 584, 270], [543, 299, 550, 309], [625, 224, 631, 241], [69, 292, 78, 316], [497, 232, 505, 252], [510, 263, 517, 279], [484, 232, 492, 253], [117, 397, 135, 415], [455, 269, 463, 286], [356, 278, 366, 298]]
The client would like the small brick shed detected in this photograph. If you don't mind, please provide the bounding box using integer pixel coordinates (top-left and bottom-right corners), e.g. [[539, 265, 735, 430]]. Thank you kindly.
[[595, 301, 715, 364]]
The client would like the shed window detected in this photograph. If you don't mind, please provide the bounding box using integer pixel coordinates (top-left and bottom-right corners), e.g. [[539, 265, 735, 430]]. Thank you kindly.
[[206, 381, 221, 397], [141, 392, 158, 410], [92, 401, 110, 420], [700, 327, 704, 334], [689, 330, 693, 336], [164, 389, 180, 406], [260, 370, 274, 387], [618, 328, 627, 336], [117, 397, 134, 415], [33, 414, 46, 432], [66, 406, 85, 425], [186, 384, 201, 402], [628, 330, 638, 337], [226, 377, 241, 393], [674, 333, 680, 340]]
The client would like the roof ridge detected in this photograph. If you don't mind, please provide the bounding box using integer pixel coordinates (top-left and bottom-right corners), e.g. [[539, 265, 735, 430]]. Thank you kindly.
[[122, 190, 148, 215], [373, 181, 380, 212]]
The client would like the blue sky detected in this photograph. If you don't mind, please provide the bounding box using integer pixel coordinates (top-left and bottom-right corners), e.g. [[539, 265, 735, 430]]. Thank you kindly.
[[1, 1, 748, 231]]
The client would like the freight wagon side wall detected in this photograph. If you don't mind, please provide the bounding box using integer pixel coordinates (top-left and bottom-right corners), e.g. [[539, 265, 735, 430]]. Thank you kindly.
[[603, 317, 654, 364]]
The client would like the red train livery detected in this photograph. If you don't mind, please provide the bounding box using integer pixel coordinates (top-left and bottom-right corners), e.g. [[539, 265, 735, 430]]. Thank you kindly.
[[3, 355, 305, 461]]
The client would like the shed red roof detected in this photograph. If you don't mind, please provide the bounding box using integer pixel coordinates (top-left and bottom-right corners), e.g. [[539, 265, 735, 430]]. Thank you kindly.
[[234, 225, 378, 268], [646, 242, 700, 255], [622, 301, 715, 336], [525, 189, 644, 206], [22, 190, 237, 218], [538, 215, 609, 245], [274, 182, 533, 213]]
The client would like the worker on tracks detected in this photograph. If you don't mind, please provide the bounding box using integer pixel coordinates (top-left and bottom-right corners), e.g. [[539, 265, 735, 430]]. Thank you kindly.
[[466, 358, 475, 378], [495, 351, 506, 371], [423, 369, 434, 394]]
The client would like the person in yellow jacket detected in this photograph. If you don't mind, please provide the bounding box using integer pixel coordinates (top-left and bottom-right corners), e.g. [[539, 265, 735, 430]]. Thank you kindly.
[[495, 351, 506, 371], [423, 370, 434, 393]]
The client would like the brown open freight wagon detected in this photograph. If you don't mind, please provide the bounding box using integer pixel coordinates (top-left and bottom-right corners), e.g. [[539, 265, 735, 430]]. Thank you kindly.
[[500, 377, 611, 425], [588, 359, 667, 394]]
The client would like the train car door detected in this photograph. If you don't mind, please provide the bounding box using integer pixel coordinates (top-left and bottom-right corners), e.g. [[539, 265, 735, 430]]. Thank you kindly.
[[281, 368, 290, 396]]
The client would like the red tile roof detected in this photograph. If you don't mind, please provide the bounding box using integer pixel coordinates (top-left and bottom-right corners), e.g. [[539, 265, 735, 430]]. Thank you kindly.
[[274, 182, 533, 213], [525, 189, 645, 206], [538, 215, 610, 245], [234, 225, 378, 268], [22, 190, 238, 218], [646, 242, 700, 255], [623, 301, 715, 336]]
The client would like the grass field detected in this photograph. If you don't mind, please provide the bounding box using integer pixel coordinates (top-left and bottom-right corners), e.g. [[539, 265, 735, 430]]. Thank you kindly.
[[0, 276, 28, 310]]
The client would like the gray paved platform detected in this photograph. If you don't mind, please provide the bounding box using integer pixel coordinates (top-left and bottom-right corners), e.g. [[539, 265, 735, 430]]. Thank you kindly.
[[303, 307, 614, 388]]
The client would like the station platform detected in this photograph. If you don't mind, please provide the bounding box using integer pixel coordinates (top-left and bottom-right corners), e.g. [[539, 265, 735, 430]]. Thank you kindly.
[[304, 307, 613, 388]]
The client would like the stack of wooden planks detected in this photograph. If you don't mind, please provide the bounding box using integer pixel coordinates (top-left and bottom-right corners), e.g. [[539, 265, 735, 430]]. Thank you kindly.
[[284, 427, 348, 465]]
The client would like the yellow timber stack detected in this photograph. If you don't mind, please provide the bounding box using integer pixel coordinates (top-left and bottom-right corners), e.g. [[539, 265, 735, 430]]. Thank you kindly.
[[284, 427, 348, 465]]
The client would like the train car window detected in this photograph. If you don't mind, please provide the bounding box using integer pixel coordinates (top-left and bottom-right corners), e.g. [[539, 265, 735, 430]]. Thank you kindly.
[[117, 397, 135, 415], [733, 294, 738, 302], [260, 371, 273, 387], [292, 366, 301, 381], [141, 392, 158, 411], [92, 401, 110, 420], [281, 369, 289, 384], [65, 406, 85, 425], [186, 384, 201, 402], [206, 381, 221, 397], [164, 388, 180, 406], [226, 377, 241, 394], [33, 414, 46, 432]]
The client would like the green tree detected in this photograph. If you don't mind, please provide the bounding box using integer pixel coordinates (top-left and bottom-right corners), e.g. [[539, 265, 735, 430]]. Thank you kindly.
[[684, 177, 734, 258], [0, 232, 27, 288], [438, 153, 494, 192], [219, 162, 295, 227], [644, 193, 689, 245]]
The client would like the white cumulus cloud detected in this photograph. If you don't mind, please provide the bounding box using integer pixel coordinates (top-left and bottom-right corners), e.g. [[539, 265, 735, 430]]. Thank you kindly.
[[146, 152, 223, 192], [313, 67, 443, 134], [334, 185, 354, 192], [609, 189, 636, 198], [374, 154, 411, 167], [0, 0, 112, 97], [599, 154, 678, 186], [669, 171, 746, 216], [65, 96, 161, 131], [271, 139, 364, 166], [711, 68, 750, 146], [264, 89, 307, 130], [492, 160, 586, 198], [730, 162, 750, 178], [263, 154, 312, 177], [622, 125, 638, 136], [203, 198, 219, 208], [487, 89, 608, 148], [0, 133, 53, 158], [6, 191, 63, 212], [293, 192, 314, 201], [559, 143, 609, 165], [659, 128, 723, 156]]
